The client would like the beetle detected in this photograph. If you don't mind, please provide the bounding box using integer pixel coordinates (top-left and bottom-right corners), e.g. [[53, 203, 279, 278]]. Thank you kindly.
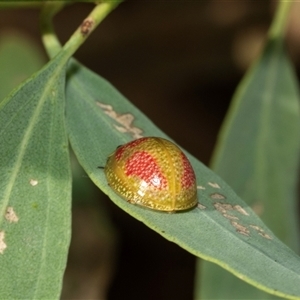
[[103, 137, 197, 212]]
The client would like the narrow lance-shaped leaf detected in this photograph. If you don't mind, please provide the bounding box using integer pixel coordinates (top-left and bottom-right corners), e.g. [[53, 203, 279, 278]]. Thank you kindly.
[[0, 1, 123, 298], [65, 60, 300, 300], [196, 12, 300, 300], [0, 51, 71, 299]]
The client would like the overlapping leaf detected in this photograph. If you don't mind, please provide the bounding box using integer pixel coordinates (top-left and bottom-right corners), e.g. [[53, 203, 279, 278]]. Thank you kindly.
[[197, 35, 300, 300]]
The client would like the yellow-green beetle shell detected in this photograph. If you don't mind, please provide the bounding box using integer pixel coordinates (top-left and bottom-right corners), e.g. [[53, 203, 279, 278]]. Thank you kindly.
[[104, 137, 197, 212]]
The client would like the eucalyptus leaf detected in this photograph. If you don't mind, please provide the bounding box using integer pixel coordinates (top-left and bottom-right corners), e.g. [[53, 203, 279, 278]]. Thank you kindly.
[[66, 60, 300, 299], [197, 38, 300, 300], [0, 52, 71, 299]]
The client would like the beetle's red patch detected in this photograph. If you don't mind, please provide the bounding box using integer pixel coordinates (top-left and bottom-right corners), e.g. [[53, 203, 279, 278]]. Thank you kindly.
[[115, 138, 147, 161], [125, 151, 168, 189], [181, 153, 196, 188]]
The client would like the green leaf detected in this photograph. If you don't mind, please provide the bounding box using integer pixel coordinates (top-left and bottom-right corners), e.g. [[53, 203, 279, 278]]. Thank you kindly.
[[66, 60, 300, 300], [0, 52, 71, 298], [196, 26, 300, 300], [0, 32, 45, 102]]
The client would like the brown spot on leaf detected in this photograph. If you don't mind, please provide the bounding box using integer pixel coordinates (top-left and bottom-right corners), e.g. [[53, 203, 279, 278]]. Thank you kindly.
[[81, 18, 94, 36]]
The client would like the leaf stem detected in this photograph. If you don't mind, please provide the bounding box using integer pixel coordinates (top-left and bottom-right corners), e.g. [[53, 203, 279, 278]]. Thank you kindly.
[[268, 0, 293, 40], [40, 2, 66, 58], [40, 1, 123, 63]]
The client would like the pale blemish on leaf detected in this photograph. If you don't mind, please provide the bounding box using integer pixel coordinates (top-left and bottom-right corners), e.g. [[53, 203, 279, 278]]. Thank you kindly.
[[208, 182, 220, 189], [231, 221, 250, 236], [214, 202, 271, 239], [210, 193, 226, 200], [197, 203, 206, 210], [214, 202, 233, 214], [197, 185, 205, 190], [214, 203, 252, 236], [5, 207, 19, 223], [29, 179, 38, 186], [0, 231, 7, 254], [250, 225, 272, 240], [223, 213, 239, 220], [234, 205, 249, 216], [214, 202, 250, 220], [258, 232, 272, 240], [97, 102, 143, 139]]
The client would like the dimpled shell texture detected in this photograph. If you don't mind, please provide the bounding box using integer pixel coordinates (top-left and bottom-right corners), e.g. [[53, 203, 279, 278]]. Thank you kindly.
[[104, 137, 197, 212]]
